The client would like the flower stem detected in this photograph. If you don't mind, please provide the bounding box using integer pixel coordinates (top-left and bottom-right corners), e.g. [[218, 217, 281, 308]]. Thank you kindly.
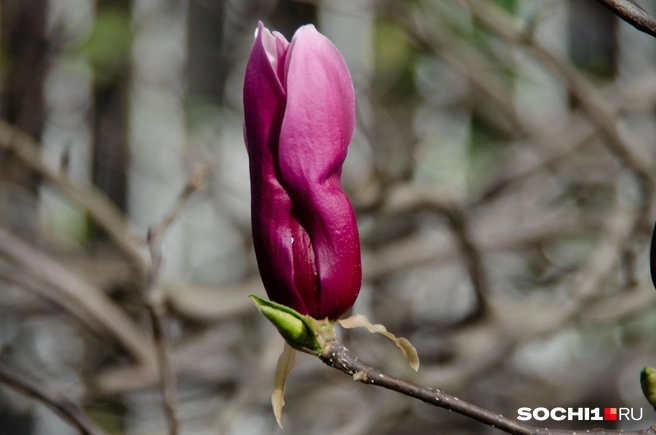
[[319, 341, 656, 435]]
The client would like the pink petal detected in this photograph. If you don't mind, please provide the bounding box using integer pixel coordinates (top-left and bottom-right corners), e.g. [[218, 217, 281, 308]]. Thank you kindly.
[[278, 24, 361, 319], [244, 23, 309, 315]]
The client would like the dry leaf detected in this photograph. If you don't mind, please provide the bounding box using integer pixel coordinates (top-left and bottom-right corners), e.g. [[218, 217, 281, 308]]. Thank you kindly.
[[272, 343, 296, 428], [338, 314, 419, 371]]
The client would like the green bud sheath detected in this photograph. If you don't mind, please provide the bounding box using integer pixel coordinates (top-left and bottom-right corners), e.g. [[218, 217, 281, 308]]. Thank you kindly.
[[640, 367, 656, 410], [250, 295, 322, 354]]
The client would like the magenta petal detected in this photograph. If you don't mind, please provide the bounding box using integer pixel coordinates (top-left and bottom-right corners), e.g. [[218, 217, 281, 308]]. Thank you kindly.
[[278, 25, 361, 319], [243, 23, 309, 315], [244, 23, 362, 320], [289, 210, 320, 315]]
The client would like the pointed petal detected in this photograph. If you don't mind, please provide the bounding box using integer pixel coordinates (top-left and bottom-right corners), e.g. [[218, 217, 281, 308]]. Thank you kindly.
[[244, 23, 308, 315], [278, 25, 361, 319]]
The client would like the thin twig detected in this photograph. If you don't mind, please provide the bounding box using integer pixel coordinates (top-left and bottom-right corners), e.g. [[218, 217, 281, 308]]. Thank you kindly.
[[320, 341, 656, 435], [457, 0, 655, 277], [0, 228, 157, 368], [382, 186, 490, 322], [594, 0, 656, 38], [442, 205, 489, 322], [143, 163, 209, 435], [0, 119, 251, 353], [0, 120, 146, 276], [405, 8, 524, 137], [458, 0, 654, 191], [0, 360, 105, 435]]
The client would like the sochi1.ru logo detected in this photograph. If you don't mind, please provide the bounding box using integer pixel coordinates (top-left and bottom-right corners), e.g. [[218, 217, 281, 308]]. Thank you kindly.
[[517, 407, 643, 421]]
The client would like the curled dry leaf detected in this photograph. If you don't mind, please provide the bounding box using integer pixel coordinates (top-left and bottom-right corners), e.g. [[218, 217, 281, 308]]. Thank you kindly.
[[338, 314, 419, 371], [272, 343, 296, 428]]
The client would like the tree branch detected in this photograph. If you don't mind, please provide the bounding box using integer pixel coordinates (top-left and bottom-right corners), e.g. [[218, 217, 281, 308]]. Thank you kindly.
[[320, 341, 656, 435], [0, 360, 105, 435], [594, 0, 656, 38], [143, 163, 208, 435], [381, 186, 490, 323], [0, 228, 157, 369], [0, 120, 146, 276]]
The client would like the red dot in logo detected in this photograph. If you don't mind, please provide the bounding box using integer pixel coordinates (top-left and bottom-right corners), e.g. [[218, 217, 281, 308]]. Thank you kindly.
[[604, 408, 617, 421]]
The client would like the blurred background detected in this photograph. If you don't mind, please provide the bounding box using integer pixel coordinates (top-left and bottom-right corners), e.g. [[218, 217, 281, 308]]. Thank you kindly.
[[1, 0, 656, 434]]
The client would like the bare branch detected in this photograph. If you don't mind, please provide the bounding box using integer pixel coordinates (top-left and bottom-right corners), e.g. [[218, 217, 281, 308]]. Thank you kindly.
[[458, 0, 654, 193], [381, 186, 490, 322], [0, 360, 105, 435], [594, 0, 656, 38], [0, 228, 157, 369], [0, 120, 147, 276], [320, 341, 656, 435], [143, 163, 209, 435]]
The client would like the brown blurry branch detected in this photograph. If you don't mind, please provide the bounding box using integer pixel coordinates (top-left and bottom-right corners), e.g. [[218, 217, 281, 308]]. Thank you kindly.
[[594, 0, 656, 38], [405, 8, 523, 137], [0, 119, 232, 396], [441, 202, 642, 389], [382, 186, 490, 322], [458, 0, 654, 193], [0, 227, 157, 369], [320, 341, 656, 435], [0, 119, 147, 276], [0, 360, 105, 435], [364, 202, 602, 280], [143, 164, 208, 435], [0, 118, 252, 324], [408, 2, 656, 216]]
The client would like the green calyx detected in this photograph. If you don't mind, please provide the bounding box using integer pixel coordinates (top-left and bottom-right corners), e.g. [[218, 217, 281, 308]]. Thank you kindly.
[[250, 295, 323, 354], [641, 366, 656, 410]]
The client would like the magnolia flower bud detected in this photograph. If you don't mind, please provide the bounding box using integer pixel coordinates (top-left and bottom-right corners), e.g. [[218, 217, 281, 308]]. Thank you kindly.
[[243, 22, 361, 320]]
